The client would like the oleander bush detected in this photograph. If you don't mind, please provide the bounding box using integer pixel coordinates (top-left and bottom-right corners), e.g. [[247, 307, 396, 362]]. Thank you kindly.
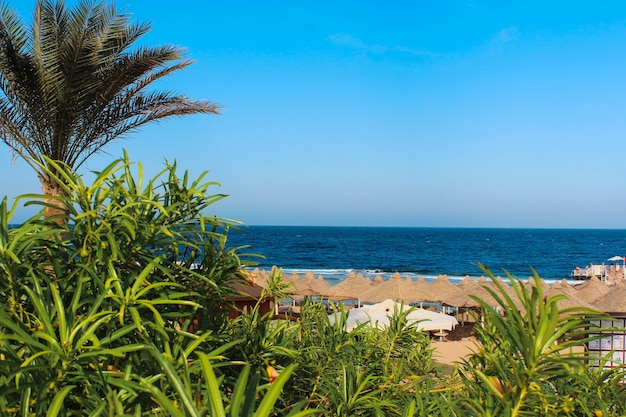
[[455, 269, 626, 417], [0, 154, 299, 415], [2, 153, 626, 416]]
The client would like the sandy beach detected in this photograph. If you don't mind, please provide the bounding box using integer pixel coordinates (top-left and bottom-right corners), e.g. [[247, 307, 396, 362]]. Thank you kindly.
[[432, 339, 478, 367]]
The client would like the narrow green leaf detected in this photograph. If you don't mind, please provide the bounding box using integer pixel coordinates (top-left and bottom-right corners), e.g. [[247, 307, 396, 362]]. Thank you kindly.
[[229, 364, 251, 416], [256, 364, 298, 416], [46, 385, 75, 417], [197, 352, 226, 417]]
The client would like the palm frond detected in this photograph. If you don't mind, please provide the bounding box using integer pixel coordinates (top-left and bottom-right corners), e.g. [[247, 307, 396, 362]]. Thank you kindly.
[[0, 0, 219, 183]]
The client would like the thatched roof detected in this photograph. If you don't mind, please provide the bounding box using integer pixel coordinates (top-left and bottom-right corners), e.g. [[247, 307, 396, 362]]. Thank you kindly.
[[545, 281, 596, 310], [462, 277, 503, 307], [414, 276, 431, 293], [573, 277, 612, 305], [360, 272, 422, 303], [372, 274, 385, 286], [592, 283, 626, 314], [327, 272, 372, 299], [456, 276, 474, 291], [310, 275, 332, 294], [425, 275, 462, 303], [525, 277, 551, 294], [245, 268, 269, 288]]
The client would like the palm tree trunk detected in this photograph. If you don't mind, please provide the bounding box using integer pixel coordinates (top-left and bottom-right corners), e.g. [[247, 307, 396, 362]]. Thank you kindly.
[[39, 173, 69, 226]]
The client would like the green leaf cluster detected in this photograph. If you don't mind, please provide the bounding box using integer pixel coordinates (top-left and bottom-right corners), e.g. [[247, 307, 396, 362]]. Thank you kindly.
[[0, 153, 289, 415], [2, 153, 626, 416]]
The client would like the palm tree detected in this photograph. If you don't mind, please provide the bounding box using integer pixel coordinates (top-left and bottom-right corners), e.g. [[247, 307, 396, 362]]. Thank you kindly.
[[0, 0, 220, 218]]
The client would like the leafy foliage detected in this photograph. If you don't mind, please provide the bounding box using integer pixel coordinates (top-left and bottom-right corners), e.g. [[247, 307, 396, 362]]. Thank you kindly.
[[0, 153, 290, 415], [457, 268, 626, 416], [2, 153, 626, 415], [0, 0, 219, 198]]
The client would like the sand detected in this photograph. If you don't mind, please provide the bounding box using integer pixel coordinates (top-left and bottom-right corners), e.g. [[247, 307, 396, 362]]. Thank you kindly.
[[432, 338, 478, 366]]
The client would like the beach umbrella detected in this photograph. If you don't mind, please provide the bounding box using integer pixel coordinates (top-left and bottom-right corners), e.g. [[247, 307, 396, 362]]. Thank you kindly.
[[358, 273, 375, 287], [372, 274, 385, 286], [592, 282, 626, 314], [574, 276, 612, 305], [282, 271, 301, 288], [291, 283, 322, 297], [288, 272, 313, 293], [295, 271, 333, 296], [329, 299, 458, 332], [525, 277, 551, 294], [360, 272, 422, 303], [310, 275, 333, 295], [545, 280, 596, 310], [456, 276, 474, 291], [461, 277, 501, 307], [426, 275, 462, 303], [328, 272, 372, 300], [245, 268, 267, 288]]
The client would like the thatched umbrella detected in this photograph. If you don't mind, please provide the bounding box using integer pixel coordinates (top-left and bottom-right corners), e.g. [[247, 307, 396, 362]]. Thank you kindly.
[[574, 277, 612, 305], [592, 282, 626, 314], [462, 277, 503, 307], [525, 277, 551, 294], [372, 274, 385, 287], [426, 275, 462, 303], [310, 275, 333, 295], [286, 272, 311, 293], [245, 268, 268, 288], [545, 280, 597, 310], [328, 271, 371, 300], [282, 271, 300, 288], [295, 271, 333, 296], [360, 272, 422, 303], [357, 273, 375, 287], [413, 276, 431, 295], [456, 276, 474, 291]]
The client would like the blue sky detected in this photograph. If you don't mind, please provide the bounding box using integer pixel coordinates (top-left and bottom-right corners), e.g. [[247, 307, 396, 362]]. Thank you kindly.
[[4, 1, 626, 228]]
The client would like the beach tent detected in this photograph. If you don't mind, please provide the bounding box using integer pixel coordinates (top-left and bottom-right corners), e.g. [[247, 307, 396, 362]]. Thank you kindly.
[[329, 299, 458, 332]]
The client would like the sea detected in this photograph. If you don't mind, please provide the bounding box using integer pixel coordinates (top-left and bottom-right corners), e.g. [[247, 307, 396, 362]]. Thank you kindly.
[[226, 226, 626, 285]]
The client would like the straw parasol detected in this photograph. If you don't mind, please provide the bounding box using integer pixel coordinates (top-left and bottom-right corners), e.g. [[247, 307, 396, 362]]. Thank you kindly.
[[545, 280, 597, 310], [425, 275, 462, 303], [460, 277, 502, 307], [328, 271, 372, 300], [357, 273, 374, 287], [287, 272, 311, 293], [525, 277, 551, 294], [372, 274, 385, 287], [574, 277, 612, 305], [456, 276, 474, 291], [592, 282, 626, 314], [413, 276, 431, 294], [310, 275, 333, 295], [359, 272, 421, 303], [245, 268, 268, 288]]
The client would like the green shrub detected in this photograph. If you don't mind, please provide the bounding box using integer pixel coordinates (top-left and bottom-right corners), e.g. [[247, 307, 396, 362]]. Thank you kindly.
[[0, 153, 292, 415], [3, 153, 626, 416], [456, 268, 626, 416]]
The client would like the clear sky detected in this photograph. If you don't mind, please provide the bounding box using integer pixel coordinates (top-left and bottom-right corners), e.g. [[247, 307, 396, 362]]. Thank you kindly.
[[3, 1, 626, 228]]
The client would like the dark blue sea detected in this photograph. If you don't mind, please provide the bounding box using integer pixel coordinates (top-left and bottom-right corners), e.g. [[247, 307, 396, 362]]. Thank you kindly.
[[227, 226, 626, 285]]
